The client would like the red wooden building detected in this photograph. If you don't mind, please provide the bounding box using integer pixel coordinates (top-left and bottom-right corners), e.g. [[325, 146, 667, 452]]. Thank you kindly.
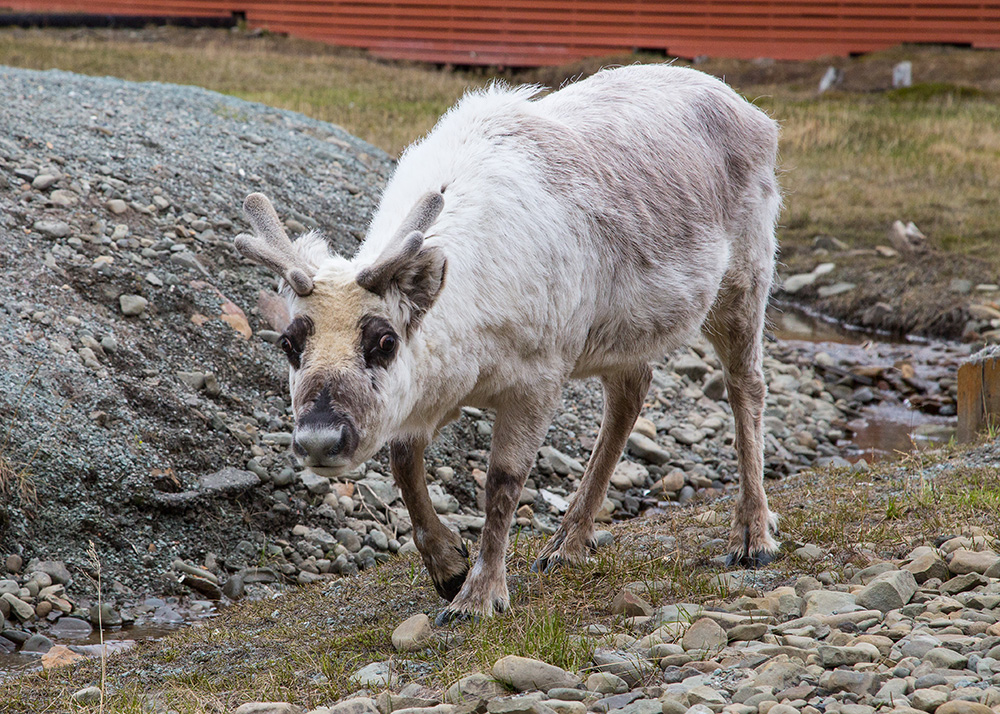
[[4, 1, 1000, 66]]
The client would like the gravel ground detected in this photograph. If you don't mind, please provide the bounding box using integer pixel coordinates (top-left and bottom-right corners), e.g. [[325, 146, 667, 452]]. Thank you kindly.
[[0, 66, 971, 663]]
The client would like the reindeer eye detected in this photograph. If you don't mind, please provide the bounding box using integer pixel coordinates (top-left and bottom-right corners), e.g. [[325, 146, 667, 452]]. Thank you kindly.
[[279, 334, 302, 369], [378, 334, 396, 353]]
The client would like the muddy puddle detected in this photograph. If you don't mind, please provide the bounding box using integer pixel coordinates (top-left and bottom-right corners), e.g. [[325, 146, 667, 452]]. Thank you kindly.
[[769, 302, 969, 462], [0, 624, 183, 678]]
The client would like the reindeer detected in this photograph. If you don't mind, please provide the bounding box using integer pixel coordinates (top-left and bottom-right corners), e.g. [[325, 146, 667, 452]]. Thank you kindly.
[[233, 64, 781, 622]]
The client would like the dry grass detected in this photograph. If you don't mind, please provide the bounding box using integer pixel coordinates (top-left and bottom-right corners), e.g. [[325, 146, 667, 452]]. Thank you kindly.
[[5, 442, 999, 713]]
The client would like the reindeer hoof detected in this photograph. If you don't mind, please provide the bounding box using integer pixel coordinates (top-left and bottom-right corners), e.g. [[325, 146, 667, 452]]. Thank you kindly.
[[435, 608, 477, 626], [726, 548, 779, 568], [434, 598, 507, 626], [431, 544, 470, 602], [531, 554, 565, 574]]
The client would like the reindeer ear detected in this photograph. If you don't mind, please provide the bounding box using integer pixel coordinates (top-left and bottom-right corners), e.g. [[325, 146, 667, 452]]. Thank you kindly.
[[258, 290, 292, 332], [395, 245, 448, 316]]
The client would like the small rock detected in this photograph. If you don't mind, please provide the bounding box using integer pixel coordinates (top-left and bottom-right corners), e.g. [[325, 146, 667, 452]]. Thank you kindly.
[[682, 617, 727, 653], [22, 633, 54, 653], [1, 593, 34, 621], [492, 655, 581, 692], [611, 590, 652, 618], [4, 555, 22, 573], [106, 199, 128, 214], [936, 703, 995, 714], [71, 686, 103, 705], [818, 669, 877, 695], [350, 661, 395, 689], [923, 647, 967, 669], [910, 688, 949, 712], [119, 294, 148, 316], [33, 219, 71, 238], [855, 569, 917, 612], [327, 698, 379, 714], [626, 433, 671, 465], [445, 673, 507, 703], [392, 614, 433, 652], [585, 672, 628, 694], [948, 549, 1000, 575], [903, 552, 950, 583]]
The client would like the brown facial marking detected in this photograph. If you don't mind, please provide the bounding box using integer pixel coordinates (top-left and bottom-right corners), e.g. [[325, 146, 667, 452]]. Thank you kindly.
[[279, 315, 314, 369], [358, 315, 400, 372]]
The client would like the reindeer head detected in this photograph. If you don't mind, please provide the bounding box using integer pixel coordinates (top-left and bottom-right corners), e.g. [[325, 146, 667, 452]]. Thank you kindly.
[[234, 191, 447, 477]]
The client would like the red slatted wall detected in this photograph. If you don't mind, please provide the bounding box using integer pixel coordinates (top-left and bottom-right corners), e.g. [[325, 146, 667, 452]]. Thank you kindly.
[[5, 1, 1000, 65]]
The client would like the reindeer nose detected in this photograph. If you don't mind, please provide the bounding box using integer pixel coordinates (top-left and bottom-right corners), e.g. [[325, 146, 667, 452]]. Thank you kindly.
[[293, 388, 359, 465], [293, 424, 348, 462]]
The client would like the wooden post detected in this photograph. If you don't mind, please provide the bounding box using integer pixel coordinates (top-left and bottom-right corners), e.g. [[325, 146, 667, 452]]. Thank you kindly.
[[958, 353, 1000, 442]]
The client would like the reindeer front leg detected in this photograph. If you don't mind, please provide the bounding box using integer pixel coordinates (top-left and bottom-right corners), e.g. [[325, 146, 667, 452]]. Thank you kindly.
[[437, 389, 559, 624], [390, 438, 469, 601]]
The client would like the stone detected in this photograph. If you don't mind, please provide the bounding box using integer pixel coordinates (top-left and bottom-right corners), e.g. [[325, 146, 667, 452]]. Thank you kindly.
[[223, 574, 246, 600], [22, 633, 54, 653], [590, 648, 653, 686], [612, 590, 653, 618], [817, 282, 856, 298], [702, 371, 727, 400], [106, 198, 128, 214], [1, 593, 34, 621], [728, 623, 768, 642], [818, 670, 877, 695], [783, 273, 817, 294], [910, 689, 948, 712], [50, 189, 78, 207], [445, 673, 508, 703], [5, 554, 22, 573], [612, 461, 649, 490], [752, 659, 809, 690], [49, 617, 93, 639], [71, 686, 103, 705], [803, 589, 857, 616], [392, 614, 433, 652], [673, 354, 709, 381], [327, 699, 379, 714], [487, 695, 546, 714], [538, 447, 584, 475], [626, 433, 671, 465], [903, 552, 950, 584], [592, 692, 641, 713], [351, 661, 396, 688], [609, 701, 662, 714], [586, 672, 629, 694], [936, 704, 995, 714], [855, 570, 917, 613], [120, 294, 148, 316], [541, 701, 585, 714], [492, 655, 582, 692], [546, 689, 586, 702], [949, 549, 1000, 575], [89, 603, 122, 627], [41, 645, 85, 669], [33, 560, 72, 585], [682, 617, 727, 653], [923, 647, 967, 669], [940, 573, 988, 595], [817, 644, 876, 667], [34, 219, 71, 237]]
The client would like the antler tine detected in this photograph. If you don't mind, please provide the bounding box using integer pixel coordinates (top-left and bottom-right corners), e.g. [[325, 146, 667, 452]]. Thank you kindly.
[[235, 192, 315, 296], [357, 191, 445, 296], [391, 191, 444, 244]]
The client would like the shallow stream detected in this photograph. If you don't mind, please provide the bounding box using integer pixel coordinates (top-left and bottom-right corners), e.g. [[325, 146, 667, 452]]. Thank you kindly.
[[769, 303, 967, 462]]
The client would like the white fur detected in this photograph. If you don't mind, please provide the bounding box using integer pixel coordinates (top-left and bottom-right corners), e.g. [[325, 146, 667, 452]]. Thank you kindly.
[[288, 64, 779, 469]]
